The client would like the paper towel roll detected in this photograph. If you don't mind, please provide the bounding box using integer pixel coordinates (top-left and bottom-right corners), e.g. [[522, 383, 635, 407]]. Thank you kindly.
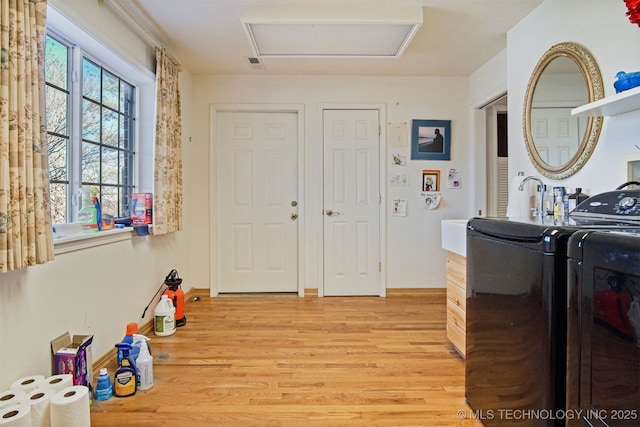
[[0, 390, 25, 410], [10, 376, 44, 394], [0, 404, 31, 427], [25, 388, 54, 427], [42, 375, 73, 393], [50, 386, 90, 427]]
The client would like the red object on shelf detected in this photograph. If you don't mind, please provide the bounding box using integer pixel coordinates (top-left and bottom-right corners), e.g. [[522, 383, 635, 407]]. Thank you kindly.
[[625, 0, 640, 27], [131, 193, 153, 225]]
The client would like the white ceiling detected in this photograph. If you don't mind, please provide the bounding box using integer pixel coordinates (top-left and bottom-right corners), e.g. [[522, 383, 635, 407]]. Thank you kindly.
[[115, 0, 543, 77]]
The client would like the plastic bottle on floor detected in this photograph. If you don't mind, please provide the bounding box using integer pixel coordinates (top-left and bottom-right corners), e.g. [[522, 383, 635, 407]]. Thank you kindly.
[[133, 334, 153, 390], [95, 368, 113, 400], [154, 294, 176, 336]]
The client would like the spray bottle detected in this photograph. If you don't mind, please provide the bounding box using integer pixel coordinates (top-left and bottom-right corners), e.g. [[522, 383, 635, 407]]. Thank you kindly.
[[91, 188, 102, 231], [77, 187, 98, 233], [133, 334, 153, 390], [114, 343, 137, 397]]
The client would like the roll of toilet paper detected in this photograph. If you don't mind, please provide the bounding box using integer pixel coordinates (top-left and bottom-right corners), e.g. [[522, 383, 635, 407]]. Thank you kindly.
[[10, 375, 45, 394], [0, 404, 31, 427], [0, 390, 26, 410], [506, 175, 533, 217], [42, 375, 73, 393], [50, 386, 91, 427], [25, 388, 55, 427]]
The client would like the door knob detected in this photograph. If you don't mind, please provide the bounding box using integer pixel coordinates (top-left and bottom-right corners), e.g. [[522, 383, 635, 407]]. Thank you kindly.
[[326, 209, 340, 216], [290, 213, 298, 220]]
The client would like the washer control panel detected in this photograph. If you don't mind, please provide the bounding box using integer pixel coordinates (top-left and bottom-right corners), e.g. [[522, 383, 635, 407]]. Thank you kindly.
[[570, 189, 640, 222]]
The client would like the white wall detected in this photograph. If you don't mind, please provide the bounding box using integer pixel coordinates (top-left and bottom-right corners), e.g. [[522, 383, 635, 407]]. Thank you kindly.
[[192, 74, 471, 289], [468, 51, 509, 217], [0, 1, 198, 390], [507, 0, 640, 194]]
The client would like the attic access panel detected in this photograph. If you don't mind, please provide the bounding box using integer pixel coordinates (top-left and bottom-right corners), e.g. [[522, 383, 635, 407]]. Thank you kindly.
[[242, 5, 423, 58], [245, 22, 420, 57]]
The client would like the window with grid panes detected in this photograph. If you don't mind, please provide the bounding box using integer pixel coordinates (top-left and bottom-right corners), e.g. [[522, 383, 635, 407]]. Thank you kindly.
[[45, 34, 136, 224]]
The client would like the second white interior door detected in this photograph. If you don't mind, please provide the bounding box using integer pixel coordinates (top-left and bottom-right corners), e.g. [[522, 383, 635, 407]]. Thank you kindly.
[[322, 109, 382, 296]]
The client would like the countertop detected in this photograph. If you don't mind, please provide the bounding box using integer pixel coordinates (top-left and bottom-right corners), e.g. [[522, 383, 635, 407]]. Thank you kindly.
[[441, 219, 468, 257], [441, 215, 585, 257]]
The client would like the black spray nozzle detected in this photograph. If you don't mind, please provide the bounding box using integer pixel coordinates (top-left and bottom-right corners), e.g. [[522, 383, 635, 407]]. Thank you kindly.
[[164, 269, 182, 289]]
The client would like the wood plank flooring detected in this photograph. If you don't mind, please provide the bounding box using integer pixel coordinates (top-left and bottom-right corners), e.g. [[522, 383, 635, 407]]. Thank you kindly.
[[90, 289, 482, 427]]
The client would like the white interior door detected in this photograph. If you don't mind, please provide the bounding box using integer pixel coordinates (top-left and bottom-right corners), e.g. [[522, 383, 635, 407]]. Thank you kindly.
[[216, 111, 299, 293], [323, 109, 381, 296]]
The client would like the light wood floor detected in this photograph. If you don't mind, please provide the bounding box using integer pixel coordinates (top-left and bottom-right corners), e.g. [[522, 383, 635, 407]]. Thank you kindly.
[[90, 289, 482, 427]]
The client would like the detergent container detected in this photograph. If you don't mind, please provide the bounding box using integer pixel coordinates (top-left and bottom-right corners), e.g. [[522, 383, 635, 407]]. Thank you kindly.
[[133, 334, 153, 390], [117, 322, 139, 364], [154, 294, 176, 336]]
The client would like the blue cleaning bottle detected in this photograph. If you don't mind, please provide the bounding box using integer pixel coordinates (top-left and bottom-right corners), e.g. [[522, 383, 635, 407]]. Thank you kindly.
[[114, 343, 137, 397], [95, 368, 113, 400], [92, 189, 102, 231], [117, 323, 140, 364]]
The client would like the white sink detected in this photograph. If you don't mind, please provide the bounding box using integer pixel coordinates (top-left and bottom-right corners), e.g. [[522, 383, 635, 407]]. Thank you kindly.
[[441, 219, 468, 257]]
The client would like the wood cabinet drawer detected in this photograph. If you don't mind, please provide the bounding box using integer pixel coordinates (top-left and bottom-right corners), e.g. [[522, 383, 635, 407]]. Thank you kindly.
[[446, 280, 466, 311], [446, 254, 466, 288], [447, 299, 465, 331], [447, 312, 466, 357]]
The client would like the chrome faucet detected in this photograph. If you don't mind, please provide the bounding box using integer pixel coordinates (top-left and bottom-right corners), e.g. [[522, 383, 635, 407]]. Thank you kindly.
[[518, 176, 546, 217]]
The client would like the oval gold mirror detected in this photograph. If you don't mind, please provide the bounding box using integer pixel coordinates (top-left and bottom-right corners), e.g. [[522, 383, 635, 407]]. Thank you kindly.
[[523, 42, 604, 180]]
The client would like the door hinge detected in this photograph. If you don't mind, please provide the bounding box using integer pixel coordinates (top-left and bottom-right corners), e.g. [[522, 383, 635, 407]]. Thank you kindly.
[[379, 193, 382, 204], [378, 124, 381, 135], [379, 262, 382, 272]]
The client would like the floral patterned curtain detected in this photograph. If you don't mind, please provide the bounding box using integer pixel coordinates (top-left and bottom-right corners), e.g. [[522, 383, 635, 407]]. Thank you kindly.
[[153, 47, 182, 235], [0, 0, 54, 272]]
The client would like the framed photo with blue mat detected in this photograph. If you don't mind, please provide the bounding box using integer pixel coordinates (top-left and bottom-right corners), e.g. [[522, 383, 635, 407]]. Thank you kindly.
[[411, 119, 451, 160]]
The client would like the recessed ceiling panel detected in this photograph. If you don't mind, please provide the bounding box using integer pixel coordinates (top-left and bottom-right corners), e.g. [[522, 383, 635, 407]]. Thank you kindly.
[[247, 22, 419, 57], [242, 5, 422, 58]]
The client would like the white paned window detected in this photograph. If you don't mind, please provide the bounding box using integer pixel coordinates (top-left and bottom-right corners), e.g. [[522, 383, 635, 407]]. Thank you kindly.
[[45, 6, 155, 228]]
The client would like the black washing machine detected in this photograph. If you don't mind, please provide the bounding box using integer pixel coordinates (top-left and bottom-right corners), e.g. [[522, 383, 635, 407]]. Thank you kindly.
[[466, 216, 579, 427], [466, 187, 640, 427], [566, 189, 640, 426]]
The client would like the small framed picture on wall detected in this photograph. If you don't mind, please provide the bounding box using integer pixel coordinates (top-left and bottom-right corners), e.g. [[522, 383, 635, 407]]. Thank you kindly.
[[422, 169, 440, 192]]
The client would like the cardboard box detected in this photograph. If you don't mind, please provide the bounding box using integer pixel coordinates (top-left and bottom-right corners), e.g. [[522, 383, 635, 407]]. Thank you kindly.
[[131, 193, 153, 225], [51, 332, 93, 390]]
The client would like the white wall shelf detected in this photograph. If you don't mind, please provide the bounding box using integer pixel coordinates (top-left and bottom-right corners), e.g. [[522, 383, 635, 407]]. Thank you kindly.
[[572, 86, 640, 117]]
